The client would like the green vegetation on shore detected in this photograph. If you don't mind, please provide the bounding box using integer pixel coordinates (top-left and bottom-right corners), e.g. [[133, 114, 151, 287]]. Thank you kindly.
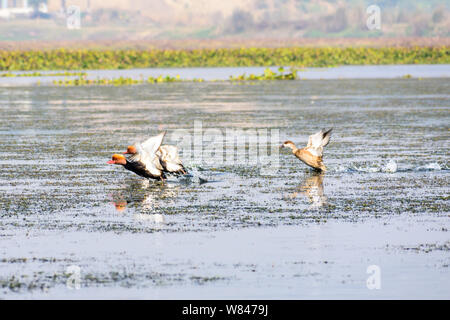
[[0, 47, 448, 71], [0, 71, 87, 77]]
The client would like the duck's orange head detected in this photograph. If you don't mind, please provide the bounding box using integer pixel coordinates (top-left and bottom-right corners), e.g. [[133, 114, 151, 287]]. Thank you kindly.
[[107, 154, 127, 165], [123, 145, 137, 154]]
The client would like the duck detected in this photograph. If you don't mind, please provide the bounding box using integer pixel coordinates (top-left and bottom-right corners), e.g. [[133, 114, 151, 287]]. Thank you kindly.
[[107, 153, 166, 181], [123, 132, 187, 175], [281, 129, 332, 172], [107, 132, 168, 181]]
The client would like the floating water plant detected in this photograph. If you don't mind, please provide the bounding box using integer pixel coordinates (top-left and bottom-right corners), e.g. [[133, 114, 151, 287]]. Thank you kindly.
[[52, 75, 195, 86], [229, 67, 298, 81], [51, 68, 298, 86], [147, 75, 181, 83], [54, 77, 143, 86]]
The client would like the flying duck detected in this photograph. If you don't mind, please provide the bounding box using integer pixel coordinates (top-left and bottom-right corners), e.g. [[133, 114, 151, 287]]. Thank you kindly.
[[281, 129, 332, 171], [107, 132, 168, 181], [124, 133, 187, 175]]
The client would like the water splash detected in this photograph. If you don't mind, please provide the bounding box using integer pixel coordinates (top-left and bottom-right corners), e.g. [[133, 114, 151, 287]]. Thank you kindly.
[[178, 166, 209, 184], [383, 160, 398, 173], [336, 164, 381, 173], [415, 163, 442, 171], [335, 161, 445, 174]]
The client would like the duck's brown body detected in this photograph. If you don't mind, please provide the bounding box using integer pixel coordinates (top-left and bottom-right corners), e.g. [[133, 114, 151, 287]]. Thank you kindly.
[[282, 129, 332, 172], [294, 149, 326, 171]]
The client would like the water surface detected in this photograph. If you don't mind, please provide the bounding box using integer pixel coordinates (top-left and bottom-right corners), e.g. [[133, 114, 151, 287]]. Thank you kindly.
[[0, 77, 448, 299]]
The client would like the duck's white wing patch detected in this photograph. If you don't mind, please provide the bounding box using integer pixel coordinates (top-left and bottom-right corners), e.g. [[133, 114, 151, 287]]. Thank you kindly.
[[133, 144, 162, 176], [158, 145, 185, 173], [141, 132, 166, 155], [306, 129, 332, 151], [305, 146, 323, 157], [307, 130, 325, 149], [160, 145, 183, 164]]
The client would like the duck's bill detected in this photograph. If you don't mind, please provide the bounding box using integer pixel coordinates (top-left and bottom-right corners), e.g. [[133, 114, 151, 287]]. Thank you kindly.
[[122, 151, 129, 154], [107, 160, 115, 164]]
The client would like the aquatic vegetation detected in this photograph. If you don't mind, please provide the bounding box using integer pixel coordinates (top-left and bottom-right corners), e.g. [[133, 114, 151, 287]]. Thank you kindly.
[[148, 75, 181, 83], [54, 77, 144, 86], [0, 47, 448, 71], [229, 67, 297, 81], [53, 75, 185, 86], [51, 68, 297, 86], [0, 71, 87, 77]]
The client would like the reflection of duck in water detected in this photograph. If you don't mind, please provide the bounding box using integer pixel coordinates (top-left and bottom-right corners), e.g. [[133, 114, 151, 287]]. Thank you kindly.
[[112, 200, 128, 212], [133, 213, 165, 224], [110, 180, 179, 213], [281, 129, 332, 171], [288, 172, 327, 208]]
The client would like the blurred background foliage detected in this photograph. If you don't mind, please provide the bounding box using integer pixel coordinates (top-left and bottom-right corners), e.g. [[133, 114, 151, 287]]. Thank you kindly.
[[0, 0, 448, 42]]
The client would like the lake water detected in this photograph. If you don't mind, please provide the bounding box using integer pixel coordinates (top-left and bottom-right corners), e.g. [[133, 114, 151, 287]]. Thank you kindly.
[[0, 68, 449, 299]]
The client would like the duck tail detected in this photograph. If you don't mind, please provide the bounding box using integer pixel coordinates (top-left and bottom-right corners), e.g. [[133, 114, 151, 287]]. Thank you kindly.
[[314, 159, 327, 172]]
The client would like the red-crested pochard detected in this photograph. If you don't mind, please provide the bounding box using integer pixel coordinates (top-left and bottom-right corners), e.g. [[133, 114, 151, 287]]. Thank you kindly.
[[108, 132, 168, 181], [124, 132, 187, 176]]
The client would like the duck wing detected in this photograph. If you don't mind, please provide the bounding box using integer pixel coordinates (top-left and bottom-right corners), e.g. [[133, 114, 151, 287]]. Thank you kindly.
[[140, 132, 167, 171], [141, 132, 166, 155], [159, 145, 183, 164], [321, 128, 333, 147], [305, 129, 332, 157], [130, 143, 163, 177], [158, 145, 186, 174]]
